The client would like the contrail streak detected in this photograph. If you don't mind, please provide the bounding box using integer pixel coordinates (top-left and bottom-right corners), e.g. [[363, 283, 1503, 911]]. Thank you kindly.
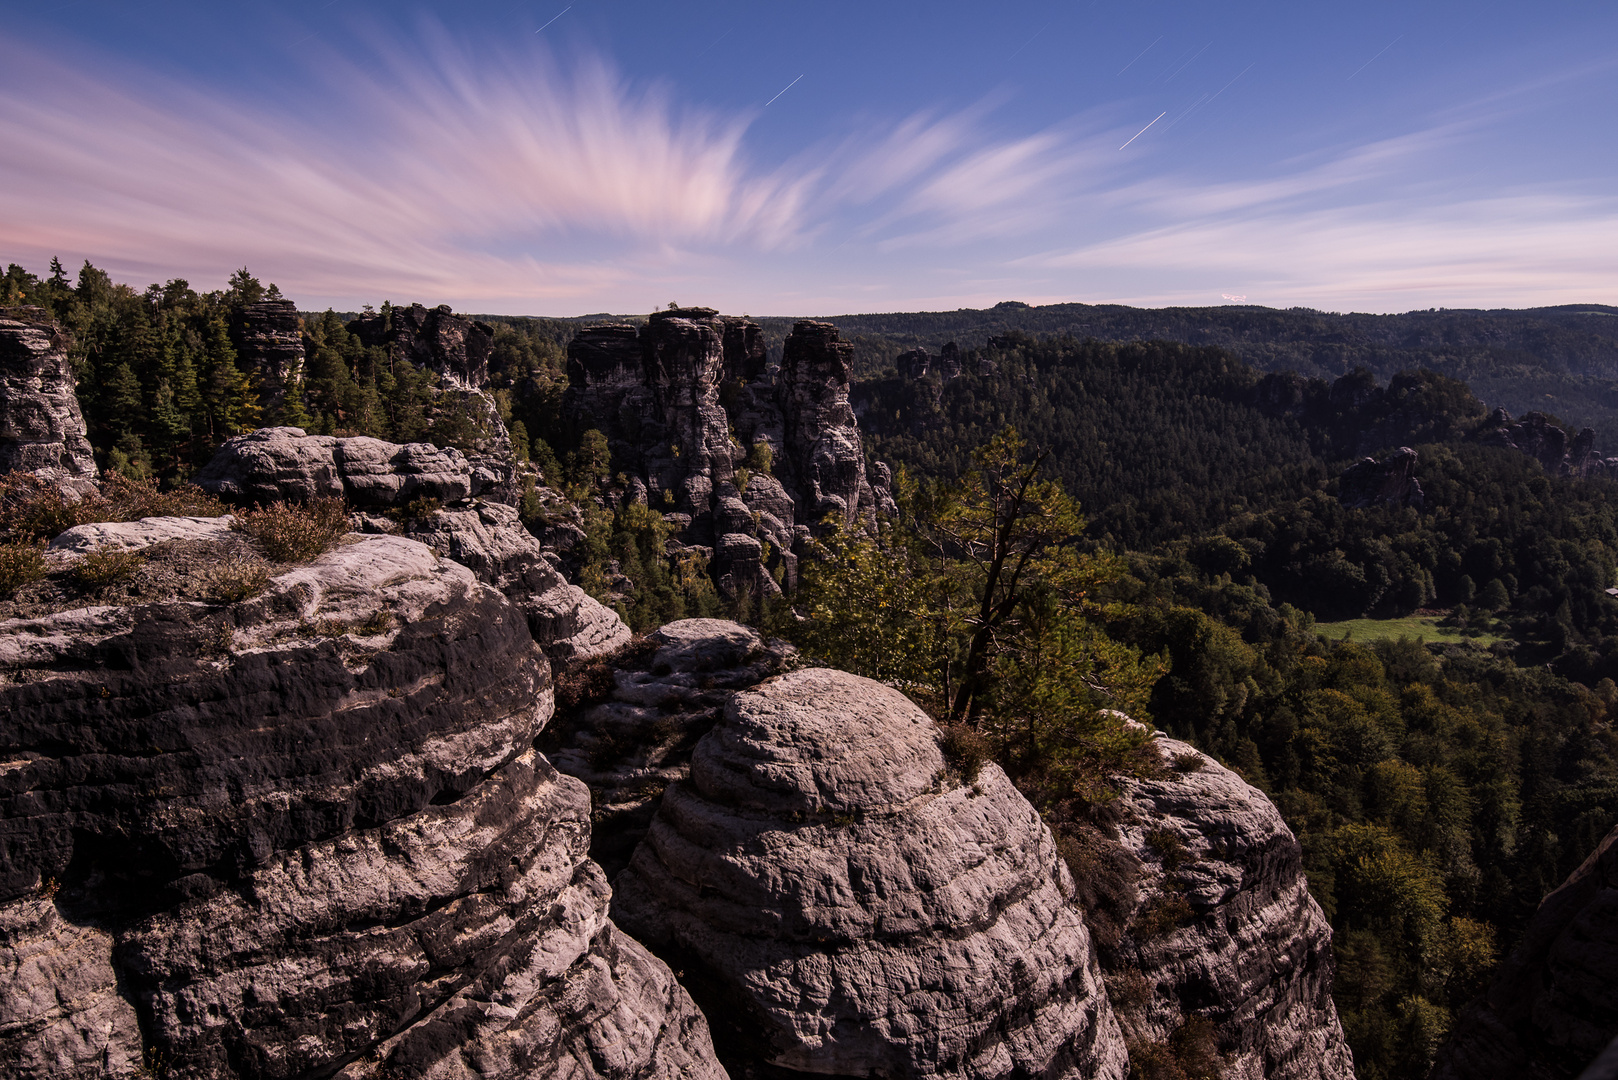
[[764, 73, 803, 107], [535, 6, 571, 33], [1118, 36, 1163, 76], [1348, 34, 1403, 80], [1119, 111, 1166, 150]]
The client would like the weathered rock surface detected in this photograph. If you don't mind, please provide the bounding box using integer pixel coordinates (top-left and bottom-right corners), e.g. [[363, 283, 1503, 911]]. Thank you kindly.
[[565, 311, 891, 596], [1477, 407, 1618, 479], [0, 524, 723, 1080], [195, 427, 631, 662], [196, 427, 479, 506], [1337, 446, 1424, 510], [0, 309, 98, 493], [1431, 823, 1618, 1080], [350, 303, 495, 392], [406, 500, 630, 661], [230, 300, 305, 420], [613, 667, 1128, 1080], [1108, 736, 1353, 1080], [544, 619, 796, 877]]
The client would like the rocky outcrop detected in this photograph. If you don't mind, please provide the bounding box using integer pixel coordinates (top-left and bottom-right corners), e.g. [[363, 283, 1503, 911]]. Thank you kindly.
[[1105, 735, 1353, 1080], [195, 427, 630, 662], [1431, 823, 1618, 1080], [0, 309, 98, 493], [350, 303, 495, 392], [1477, 407, 1618, 479], [565, 311, 892, 597], [613, 667, 1128, 1080], [1337, 446, 1424, 510], [348, 304, 517, 499], [0, 520, 722, 1080], [230, 300, 305, 421], [543, 618, 796, 877], [197, 427, 478, 505]]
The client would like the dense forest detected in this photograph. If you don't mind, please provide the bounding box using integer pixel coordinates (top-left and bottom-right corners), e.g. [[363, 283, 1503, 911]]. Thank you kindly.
[[6, 258, 1618, 1078]]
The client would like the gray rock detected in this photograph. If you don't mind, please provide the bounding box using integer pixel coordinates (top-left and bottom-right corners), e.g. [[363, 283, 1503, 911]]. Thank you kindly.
[[0, 527, 724, 1080], [563, 311, 892, 597], [0, 309, 98, 492], [613, 667, 1128, 1080], [196, 428, 475, 507], [545, 619, 796, 878], [0, 897, 142, 1078], [1431, 824, 1618, 1080], [1337, 447, 1424, 510], [349, 303, 494, 392], [1109, 736, 1353, 1080]]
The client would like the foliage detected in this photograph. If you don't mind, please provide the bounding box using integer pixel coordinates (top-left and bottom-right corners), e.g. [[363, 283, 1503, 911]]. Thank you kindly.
[[232, 497, 349, 563], [70, 548, 145, 589], [0, 541, 46, 595]]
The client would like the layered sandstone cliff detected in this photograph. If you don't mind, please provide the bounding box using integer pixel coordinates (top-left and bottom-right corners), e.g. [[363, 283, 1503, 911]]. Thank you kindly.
[[565, 311, 893, 597], [0, 309, 98, 493], [0, 518, 720, 1080], [613, 666, 1129, 1080]]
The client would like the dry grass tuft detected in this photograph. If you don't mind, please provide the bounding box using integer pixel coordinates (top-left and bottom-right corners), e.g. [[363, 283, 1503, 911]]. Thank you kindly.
[[232, 497, 349, 563]]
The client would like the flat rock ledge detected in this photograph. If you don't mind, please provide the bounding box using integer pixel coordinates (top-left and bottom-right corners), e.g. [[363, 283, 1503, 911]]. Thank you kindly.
[[1110, 736, 1354, 1080], [613, 667, 1128, 1080], [0, 524, 722, 1080]]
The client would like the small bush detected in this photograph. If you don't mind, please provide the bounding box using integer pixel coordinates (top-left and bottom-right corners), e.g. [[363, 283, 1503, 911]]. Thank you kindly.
[[403, 496, 442, 521], [0, 541, 47, 595], [939, 722, 992, 782], [1134, 893, 1194, 938], [1145, 827, 1193, 871], [71, 548, 145, 589], [1170, 751, 1205, 773], [0, 472, 226, 546], [197, 559, 270, 603], [0, 474, 80, 542], [232, 497, 349, 563], [99, 473, 226, 521]]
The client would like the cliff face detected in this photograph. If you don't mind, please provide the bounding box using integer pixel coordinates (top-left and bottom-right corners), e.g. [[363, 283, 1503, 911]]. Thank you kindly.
[[230, 300, 306, 419], [1431, 824, 1618, 1080], [613, 665, 1129, 1080], [1337, 446, 1425, 510], [0, 309, 98, 493], [566, 311, 893, 597], [1107, 736, 1354, 1080], [0, 519, 720, 1080]]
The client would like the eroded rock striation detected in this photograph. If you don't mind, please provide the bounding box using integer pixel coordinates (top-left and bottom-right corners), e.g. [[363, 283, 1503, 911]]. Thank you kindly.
[[0, 521, 721, 1080], [543, 618, 797, 877], [194, 427, 628, 661], [613, 667, 1128, 1080], [565, 310, 893, 597], [0, 308, 98, 493], [1431, 823, 1618, 1080], [1106, 735, 1353, 1080]]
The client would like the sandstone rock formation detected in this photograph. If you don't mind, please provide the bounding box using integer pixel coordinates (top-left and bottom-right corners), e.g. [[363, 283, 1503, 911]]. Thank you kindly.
[[1337, 446, 1424, 510], [230, 300, 305, 420], [0, 308, 98, 493], [1431, 823, 1618, 1080], [0, 520, 722, 1080], [195, 427, 630, 662], [349, 303, 518, 499], [565, 310, 893, 596], [613, 667, 1128, 1080], [1477, 407, 1618, 479], [1106, 735, 1354, 1080], [543, 618, 796, 877]]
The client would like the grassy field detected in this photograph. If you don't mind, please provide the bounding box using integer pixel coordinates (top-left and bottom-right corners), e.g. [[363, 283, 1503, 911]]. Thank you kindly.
[[1314, 614, 1506, 647]]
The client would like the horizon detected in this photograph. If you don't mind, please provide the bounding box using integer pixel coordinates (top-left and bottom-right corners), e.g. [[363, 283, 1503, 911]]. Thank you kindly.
[[4, 1, 1617, 315]]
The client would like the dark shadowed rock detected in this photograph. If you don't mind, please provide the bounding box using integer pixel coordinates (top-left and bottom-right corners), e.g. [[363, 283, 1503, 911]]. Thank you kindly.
[[1108, 736, 1354, 1080], [230, 300, 305, 418], [544, 619, 796, 878], [1337, 446, 1424, 510], [1431, 824, 1618, 1080], [0, 309, 98, 494], [613, 667, 1128, 1080], [349, 303, 495, 391], [0, 523, 722, 1080]]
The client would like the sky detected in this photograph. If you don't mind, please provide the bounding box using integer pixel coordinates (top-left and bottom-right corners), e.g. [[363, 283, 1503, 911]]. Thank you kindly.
[[2, 0, 1616, 316]]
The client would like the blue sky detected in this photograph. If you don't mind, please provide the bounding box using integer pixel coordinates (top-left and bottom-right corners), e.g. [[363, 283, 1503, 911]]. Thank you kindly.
[[2, 0, 1615, 315]]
